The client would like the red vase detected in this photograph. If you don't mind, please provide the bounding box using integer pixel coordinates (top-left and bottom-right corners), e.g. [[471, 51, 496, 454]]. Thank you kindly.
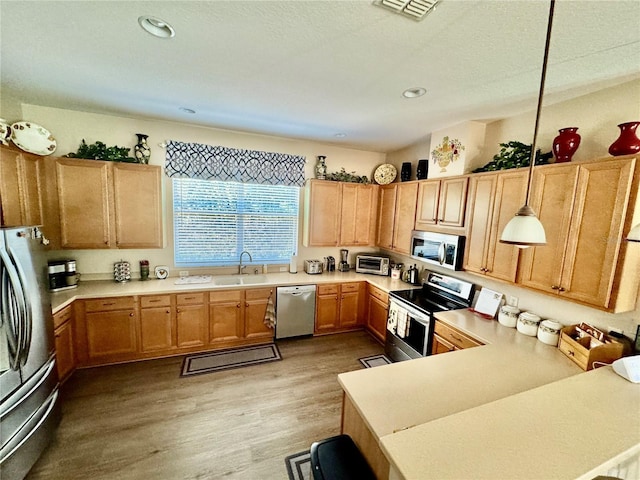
[[608, 121, 640, 156], [552, 127, 581, 163]]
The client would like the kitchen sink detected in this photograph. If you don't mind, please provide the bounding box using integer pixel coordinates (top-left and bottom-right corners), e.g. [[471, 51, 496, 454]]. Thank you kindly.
[[212, 275, 268, 286]]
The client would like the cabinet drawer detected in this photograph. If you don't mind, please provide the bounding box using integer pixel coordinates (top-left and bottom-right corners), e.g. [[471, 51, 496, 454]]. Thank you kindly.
[[318, 284, 339, 295], [368, 285, 388, 304], [53, 305, 72, 329], [341, 283, 360, 293], [433, 321, 482, 350], [177, 292, 206, 305], [209, 290, 242, 303], [557, 336, 589, 370], [85, 296, 135, 312], [245, 287, 273, 300], [140, 295, 171, 308]]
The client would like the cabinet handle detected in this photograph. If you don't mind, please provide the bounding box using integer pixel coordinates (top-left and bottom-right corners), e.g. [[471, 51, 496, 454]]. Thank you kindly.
[[567, 349, 575, 357], [129, 313, 134, 317], [237, 303, 241, 308], [149, 299, 161, 303], [246, 302, 249, 307], [184, 296, 195, 300], [551, 285, 558, 290], [166, 310, 170, 314], [449, 333, 463, 343], [177, 308, 181, 313], [558, 287, 566, 292], [103, 302, 116, 306]]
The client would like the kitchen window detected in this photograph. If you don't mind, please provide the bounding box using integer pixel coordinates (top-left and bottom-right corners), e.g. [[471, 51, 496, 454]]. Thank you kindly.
[[173, 178, 299, 266]]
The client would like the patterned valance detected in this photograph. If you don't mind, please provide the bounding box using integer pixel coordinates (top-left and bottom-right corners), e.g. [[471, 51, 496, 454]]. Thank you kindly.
[[165, 140, 306, 187]]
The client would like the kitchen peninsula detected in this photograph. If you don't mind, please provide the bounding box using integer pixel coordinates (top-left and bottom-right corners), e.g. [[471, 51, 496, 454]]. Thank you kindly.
[[338, 309, 640, 480]]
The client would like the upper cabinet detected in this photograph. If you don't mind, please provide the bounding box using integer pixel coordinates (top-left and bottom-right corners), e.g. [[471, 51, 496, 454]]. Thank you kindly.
[[0, 146, 45, 227], [415, 176, 468, 232], [303, 180, 378, 247], [55, 158, 163, 249], [518, 156, 639, 312], [376, 182, 419, 255], [464, 169, 528, 282]]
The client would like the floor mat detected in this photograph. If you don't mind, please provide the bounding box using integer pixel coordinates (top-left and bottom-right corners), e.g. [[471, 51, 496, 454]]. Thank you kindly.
[[358, 354, 392, 368], [285, 450, 312, 480], [180, 343, 281, 377]]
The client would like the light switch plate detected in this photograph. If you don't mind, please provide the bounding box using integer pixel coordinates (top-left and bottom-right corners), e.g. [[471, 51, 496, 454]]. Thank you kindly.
[[179, 270, 189, 277], [507, 296, 519, 307]]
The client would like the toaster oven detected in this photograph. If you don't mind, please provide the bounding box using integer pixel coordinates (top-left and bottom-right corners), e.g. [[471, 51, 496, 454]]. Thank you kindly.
[[355, 255, 390, 276]]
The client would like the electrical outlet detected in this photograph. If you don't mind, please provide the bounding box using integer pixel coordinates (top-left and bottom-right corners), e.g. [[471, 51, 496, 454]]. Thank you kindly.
[[179, 270, 189, 277], [279, 266, 287, 272], [508, 295, 519, 307]]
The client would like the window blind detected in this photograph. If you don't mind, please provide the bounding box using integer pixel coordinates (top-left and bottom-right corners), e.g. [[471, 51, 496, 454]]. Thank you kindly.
[[173, 178, 299, 266]]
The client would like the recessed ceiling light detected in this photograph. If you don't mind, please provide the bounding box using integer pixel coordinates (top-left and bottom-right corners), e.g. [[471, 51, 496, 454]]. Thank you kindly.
[[403, 87, 426, 98], [335, 133, 347, 138], [179, 107, 196, 114], [138, 15, 175, 38]]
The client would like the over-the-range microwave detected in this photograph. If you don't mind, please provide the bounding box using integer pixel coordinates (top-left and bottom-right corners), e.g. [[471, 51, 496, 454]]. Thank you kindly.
[[410, 230, 465, 271]]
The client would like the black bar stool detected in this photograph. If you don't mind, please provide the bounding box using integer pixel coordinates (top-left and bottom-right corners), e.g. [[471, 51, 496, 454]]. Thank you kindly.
[[310, 434, 376, 480]]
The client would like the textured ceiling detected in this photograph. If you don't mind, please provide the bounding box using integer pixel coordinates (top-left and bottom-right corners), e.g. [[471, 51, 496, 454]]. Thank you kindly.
[[1, 0, 639, 152]]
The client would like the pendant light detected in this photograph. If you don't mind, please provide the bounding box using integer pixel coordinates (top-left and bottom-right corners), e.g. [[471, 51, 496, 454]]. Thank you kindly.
[[628, 223, 640, 242], [499, 0, 556, 248]]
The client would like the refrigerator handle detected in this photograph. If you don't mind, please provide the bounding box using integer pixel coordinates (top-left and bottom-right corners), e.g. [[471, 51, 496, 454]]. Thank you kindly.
[[0, 247, 31, 368]]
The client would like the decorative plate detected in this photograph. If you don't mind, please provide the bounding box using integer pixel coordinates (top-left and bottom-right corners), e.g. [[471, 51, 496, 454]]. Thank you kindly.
[[374, 164, 397, 185], [154, 266, 169, 279], [10, 121, 57, 155]]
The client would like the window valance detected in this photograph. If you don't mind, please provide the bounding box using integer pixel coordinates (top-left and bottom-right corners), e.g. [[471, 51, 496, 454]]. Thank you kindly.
[[165, 140, 306, 187]]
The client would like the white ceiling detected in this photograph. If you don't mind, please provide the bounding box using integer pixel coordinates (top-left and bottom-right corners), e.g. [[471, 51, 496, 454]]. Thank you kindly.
[[1, 1, 639, 153]]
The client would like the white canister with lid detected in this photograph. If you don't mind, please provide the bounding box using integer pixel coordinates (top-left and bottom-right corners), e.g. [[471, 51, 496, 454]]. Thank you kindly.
[[498, 305, 520, 328], [517, 312, 541, 336], [537, 319, 563, 346]]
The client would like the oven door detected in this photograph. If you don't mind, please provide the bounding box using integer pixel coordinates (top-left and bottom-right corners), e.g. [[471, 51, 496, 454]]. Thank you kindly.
[[385, 300, 432, 362]]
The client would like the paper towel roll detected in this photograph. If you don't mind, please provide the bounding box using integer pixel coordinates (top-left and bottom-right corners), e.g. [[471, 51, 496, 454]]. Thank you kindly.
[[289, 255, 297, 273]]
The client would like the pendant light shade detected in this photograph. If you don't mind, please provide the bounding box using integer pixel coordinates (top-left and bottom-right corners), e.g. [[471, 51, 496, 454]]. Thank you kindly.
[[628, 223, 640, 242], [499, 0, 555, 248]]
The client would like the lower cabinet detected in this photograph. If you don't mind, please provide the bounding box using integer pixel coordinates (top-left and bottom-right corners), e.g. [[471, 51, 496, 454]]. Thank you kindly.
[[431, 320, 483, 355], [315, 282, 364, 334], [139, 295, 173, 352], [366, 284, 389, 343], [53, 305, 76, 383], [209, 288, 274, 346], [176, 293, 208, 348]]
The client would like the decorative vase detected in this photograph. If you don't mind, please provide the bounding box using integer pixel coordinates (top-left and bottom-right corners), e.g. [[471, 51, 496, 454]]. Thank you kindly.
[[416, 159, 428, 179], [400, 162, 411, 181], [608, 121, 640, 156], [315, 155, 327, 179], [134, 133, 151, 164], [0, 118, 11, 146], [552, 127, 581, 163]]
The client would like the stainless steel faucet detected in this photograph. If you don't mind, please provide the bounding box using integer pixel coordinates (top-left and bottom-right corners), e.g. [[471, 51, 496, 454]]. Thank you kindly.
[[239, 251, 253, 274]]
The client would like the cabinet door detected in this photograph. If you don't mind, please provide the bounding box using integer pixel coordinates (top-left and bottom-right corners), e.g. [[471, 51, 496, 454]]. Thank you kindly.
[[339, 290, 360, 328], [56, 158, 112, 248], [367, 295, 388, 343], [304, 180, 341, 246], [0, 148, 44, 227], [176, 304, 208, 348], [376, 185, 397, 249], [244, 288, 274, 340], [315, 284, 340, 332], [341, 184, 378, 246], [464, 174, 496, 274], [559, 159, 634, 308], [392, 182, 419, 254], [519, 164, 578, 293], [484, 170, 528, 282], [438, 177, 468, 227], [140, 307, 173, 352], [415, 180, 440, 229], [85, 310, 138, 360], [209, 290, 243, 343], [54, 320, 75, 382], [431, 333, 457, 355], [113, 163, 163, 248], [0, 148, 22, 226]]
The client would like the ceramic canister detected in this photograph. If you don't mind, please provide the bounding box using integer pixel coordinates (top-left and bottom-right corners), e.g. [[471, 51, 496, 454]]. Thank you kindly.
[[498, 305, 520, 328], [537, 319, 563, 346], [517, 312, 541, 336]]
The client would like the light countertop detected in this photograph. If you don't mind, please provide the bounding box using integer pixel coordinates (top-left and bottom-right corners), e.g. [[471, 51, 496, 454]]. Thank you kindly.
[[49, 271, 418, 313]]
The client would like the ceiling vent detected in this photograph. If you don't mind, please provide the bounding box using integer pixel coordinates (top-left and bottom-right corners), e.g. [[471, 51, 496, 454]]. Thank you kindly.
[[373, 0, 440, 21]]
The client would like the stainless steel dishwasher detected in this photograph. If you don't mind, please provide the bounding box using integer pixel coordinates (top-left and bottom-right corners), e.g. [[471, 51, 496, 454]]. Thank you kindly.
[[275, 285, 316, 339]]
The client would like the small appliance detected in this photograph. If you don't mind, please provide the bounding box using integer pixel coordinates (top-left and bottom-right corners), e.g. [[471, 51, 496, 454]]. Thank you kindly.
[[304, 260, 323, 274], [410, 231, 465, 271], [338, 249, 349, 272], [355, 255, 390, 276], [48, 259, 78, 292], [325, 256, 335, 272]]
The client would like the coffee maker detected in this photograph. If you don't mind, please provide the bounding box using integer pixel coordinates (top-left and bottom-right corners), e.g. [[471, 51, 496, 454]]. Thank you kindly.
[[48, 259, 79, 291], [338, 249, 350, 272]]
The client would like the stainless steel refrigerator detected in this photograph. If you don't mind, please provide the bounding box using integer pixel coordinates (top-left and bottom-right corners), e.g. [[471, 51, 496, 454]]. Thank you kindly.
[[0, 226, 60, 480]]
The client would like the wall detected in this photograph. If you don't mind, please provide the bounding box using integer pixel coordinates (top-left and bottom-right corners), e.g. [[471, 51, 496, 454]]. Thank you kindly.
[[15, 104, 386, 278], [385, 79, 640, 340]]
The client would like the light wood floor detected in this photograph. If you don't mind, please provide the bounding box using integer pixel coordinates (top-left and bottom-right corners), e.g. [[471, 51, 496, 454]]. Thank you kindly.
[[27, 331, 383, 480]]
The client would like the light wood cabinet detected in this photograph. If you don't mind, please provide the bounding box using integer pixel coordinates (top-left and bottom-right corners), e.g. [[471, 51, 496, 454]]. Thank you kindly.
[[519, 157, 638, 311], [315, 282, 364, 334], [55, 158, 162, 249], [376, 182, 419, 254], [176, 293, 208, 348], [53, 305, 75, 383], [431, 320, 482, 355], [0, 146, 46, 227], [140, 295, 173, 353], [244, 288, 275, 341], [464, 169, 528, 282], [366, 284, 388, 343], [303, 180, 378, 247], [209, 288, 274, 346], [415, 176, 468, 231]]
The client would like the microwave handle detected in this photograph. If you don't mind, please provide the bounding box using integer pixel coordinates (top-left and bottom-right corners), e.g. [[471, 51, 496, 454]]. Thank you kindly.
[[438, 242, 446, 265]]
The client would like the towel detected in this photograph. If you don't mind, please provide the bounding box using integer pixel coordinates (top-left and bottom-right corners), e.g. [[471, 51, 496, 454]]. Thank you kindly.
[[387, 302, 399, 334], [263, 292, 276, 329], [396, 307, 409, 338]]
